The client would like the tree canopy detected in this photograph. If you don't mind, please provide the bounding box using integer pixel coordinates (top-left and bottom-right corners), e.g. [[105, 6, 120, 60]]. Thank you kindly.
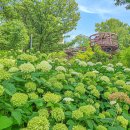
[[115, 0, 130, 9], [0, 0, 80, 51], [95, 18, 130, 48]]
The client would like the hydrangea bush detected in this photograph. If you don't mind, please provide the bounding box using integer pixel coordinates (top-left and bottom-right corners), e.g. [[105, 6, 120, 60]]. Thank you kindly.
[[0, 52, 130, 130]]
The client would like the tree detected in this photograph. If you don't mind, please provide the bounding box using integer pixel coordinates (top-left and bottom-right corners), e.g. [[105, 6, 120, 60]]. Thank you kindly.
[[114, 0, 130, 9], [1, 0, 80, 52], [95, 18, 130, 48], [67, 34, 90, 47], [0, 20, 29, 50]]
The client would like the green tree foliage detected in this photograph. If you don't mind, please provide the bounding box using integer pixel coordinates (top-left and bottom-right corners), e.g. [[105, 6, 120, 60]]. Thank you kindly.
[[95, 18, 130, 48], [1, 0, 80, 52], [0, 20, 29, 50], [67, 34, 90, 47], [119, 47, 130, 67], [115, 0, 130, 9]]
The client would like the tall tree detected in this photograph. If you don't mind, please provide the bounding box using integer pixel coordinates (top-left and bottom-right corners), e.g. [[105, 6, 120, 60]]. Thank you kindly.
[[115, 0, 130, 9], [95, 18, 130, 48], [1, 0, 80, 52]]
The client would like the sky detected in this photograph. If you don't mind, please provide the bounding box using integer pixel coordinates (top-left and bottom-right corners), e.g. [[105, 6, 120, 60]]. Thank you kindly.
[[66, 0, 130, 41]]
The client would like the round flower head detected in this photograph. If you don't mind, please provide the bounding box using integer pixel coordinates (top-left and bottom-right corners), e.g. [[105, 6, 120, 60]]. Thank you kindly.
[[116, 63, 123, 67], [96, 62, 102, 65], [99, 113, 105, 119], [72, 125, 86, 130], [37, 88, 44, 94], [55, 66, 66, 72], [36, 61, 52, 72], [28, 92, 38, 100], [68, 78, 76, 84], [75, 83, 86, 94], [11, 93, 28, 107], [38, 109, 49, 118], [78, 61, 87, 67], [72, 109, 83, 120], [0, 58, 16, 68], [94, 102, 100, 109], [18, 53, 37, 62], [27, 116, 49, 130], [56, 73, 65, 81], [63, 97, 74, 102], [79, 105, 96, 116], [91, 89, 100, 98], [87, 61, 94, 66], [106, 67, 114, 72], [43, 92, 61, 104], [64, 91, 73, 97], [0, 85, 4, 96], [88, 85, 96, 90], [117, 116, 128, 128], [19, 62, 35, 73], [123, 85, 130, 92], [96, 125, 107, 130], [52, 123, 68, 130], [85, 71, 96, 78], [51, 108, 65, 122], [104, 92, 111, 99], [53, 82, 63, 90], [25, 82, 37, 92], [124, 68, 130, 72], [8, 67, 19, 73], [100, 76, 110, 83], [115, 80, 125, 86], [0, 69, 11, 81]]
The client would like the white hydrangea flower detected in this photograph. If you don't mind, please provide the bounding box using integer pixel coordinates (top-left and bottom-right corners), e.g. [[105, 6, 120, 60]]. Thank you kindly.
[[116, 63, 123, 67], [96, 62, 102, 65], [106, 67, 114, 72], [79, 61, 87, 67], [63, 97, 74, 102], [87, 61, 94, 66], [126, 81, 130, 85], [124, 68, 130, 72], [92, 70, 99, 74], [55, 66, 66, 72], [110, 101, 116, 105]]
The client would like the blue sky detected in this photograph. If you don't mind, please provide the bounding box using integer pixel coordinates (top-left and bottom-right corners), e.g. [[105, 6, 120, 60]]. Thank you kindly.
[[66, 0, 130, 41]]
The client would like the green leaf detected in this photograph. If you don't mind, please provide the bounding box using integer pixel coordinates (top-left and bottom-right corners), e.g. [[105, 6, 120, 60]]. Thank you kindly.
[[87, 120, 94, 129], [3, 83, 16, 96], [0, 116, 13, 130], [66, 120, 75, 126], [11, 110, 22, 125]]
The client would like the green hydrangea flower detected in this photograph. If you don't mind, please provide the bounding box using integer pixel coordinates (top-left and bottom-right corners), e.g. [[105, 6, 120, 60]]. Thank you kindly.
[[91, 89, 100, 98], [56, 73, 65, 80], [0, 69, 11, 81], [99, 113, 105, 119], [8, 67, 19, 73], [51, 108, 65, 122], [38, 109, 49, 118], [64, 91, 73, 97], [25, 82, 37, 92], [96, 125, 107, 130], [37, 88, 44, 94], [117, 116, 128, 128], [72, 109, 83, 120], [43, 92, 61, 104], [28, 92, 38, 100], [104, 92, 111, 99], [79, 105, 96, 116], [52, 123, 68, 130], [115, 80, 125, 86], [94, 102, 100, 109], [0, 85, 4, 96], [72, 125, 86, 130], [100, 76, 110, 83], [75, 83, 86, 94], [36, 61, 52, 72], [27, 116, 49, 130], [55, 66, 66, 72], [53, 82, 63, 90], [11, 93, 28, 107], [19, 63, 35, 73], [123, 85, 130, 92], [85, 71, 96, 78], [68, 78, 76, 84], [18, 53, 37, 62], [88, 85, 96, 90]]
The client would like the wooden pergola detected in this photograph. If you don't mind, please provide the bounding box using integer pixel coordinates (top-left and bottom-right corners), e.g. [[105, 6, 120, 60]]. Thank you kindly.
[[89, 32, 119, 52]]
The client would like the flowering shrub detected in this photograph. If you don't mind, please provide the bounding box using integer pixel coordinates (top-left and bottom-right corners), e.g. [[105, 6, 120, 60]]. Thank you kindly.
[[0, 52, 130, 130]]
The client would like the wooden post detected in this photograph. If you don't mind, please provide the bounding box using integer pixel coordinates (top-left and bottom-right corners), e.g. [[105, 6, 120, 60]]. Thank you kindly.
[[30, 34, 33, 49]]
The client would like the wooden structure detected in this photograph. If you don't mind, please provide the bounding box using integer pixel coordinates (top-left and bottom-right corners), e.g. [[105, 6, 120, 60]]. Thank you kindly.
[[89, 32, 118, 52]]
